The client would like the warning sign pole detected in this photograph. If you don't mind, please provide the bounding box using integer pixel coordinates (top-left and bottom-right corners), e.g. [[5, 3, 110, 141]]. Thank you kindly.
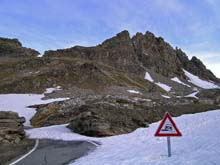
[[167, 137, 171, 157], [154, 112, 182, 157]]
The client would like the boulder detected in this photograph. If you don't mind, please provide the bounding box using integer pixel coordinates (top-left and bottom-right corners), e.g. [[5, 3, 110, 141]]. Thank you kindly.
[[67, 111, 112, 137]]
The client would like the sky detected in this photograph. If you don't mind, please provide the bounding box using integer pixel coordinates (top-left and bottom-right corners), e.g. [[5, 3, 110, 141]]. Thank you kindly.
[[0, 0, 219, 77]]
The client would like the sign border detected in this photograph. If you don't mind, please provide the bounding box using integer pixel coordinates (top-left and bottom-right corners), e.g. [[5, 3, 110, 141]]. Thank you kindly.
[[154, 112, 182, 137]]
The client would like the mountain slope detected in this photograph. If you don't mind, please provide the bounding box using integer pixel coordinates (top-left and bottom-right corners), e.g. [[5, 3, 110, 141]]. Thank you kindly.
[[0, 30, 219, 96]]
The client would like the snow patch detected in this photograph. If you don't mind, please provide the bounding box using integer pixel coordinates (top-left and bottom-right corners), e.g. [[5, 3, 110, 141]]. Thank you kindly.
[[35, 71, 40, 74], [155, 82, 172, 92], [133, 97, 151, 102], [171, 77, 191, 87], [144, 72, 154, 82], [37, 53, 43, 57], [144, 72, 172, 92], [44, 86, 62, 94], [127, 90, 140, 94], [0, 94, 69, 126], [183, 69, 219, 89], [185, 91, 199, 99], [161, 95, 171, 99]]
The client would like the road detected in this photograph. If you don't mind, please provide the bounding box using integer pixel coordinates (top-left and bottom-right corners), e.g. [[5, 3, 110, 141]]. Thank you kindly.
[[11, 139, 97, 165]]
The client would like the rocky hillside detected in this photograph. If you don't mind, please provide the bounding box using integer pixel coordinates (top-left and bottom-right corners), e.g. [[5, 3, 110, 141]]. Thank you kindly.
[[45, 30, 219, 82], [1, 30, 220, 137], [0, 30, 219, 96]]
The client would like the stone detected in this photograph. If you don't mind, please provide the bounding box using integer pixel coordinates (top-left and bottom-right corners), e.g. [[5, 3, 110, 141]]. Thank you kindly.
[[0, 111, 25, 144], [68, 111, 112, 137], [14, 137, 21, 144]]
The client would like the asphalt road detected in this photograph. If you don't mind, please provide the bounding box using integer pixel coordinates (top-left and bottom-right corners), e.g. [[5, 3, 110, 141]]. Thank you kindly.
[[13, 139, 97, 165]]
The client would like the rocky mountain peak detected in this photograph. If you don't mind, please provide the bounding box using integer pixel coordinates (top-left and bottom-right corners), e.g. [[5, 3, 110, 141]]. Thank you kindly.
[[101, 30, 131, 48], [0, 37, 22, 47], [0, 37, 39, 59], [1, 30, 219, 95]]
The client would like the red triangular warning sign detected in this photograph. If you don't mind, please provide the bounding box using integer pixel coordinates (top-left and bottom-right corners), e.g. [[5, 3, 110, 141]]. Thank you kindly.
[[155, 112, 182, 137]]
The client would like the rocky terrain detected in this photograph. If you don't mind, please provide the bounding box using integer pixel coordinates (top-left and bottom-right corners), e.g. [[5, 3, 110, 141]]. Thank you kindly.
[[0, 30, 220, 138], [0, 37, 39, 60], [0, 111, 34, 164], [0, 111, 25, 144]]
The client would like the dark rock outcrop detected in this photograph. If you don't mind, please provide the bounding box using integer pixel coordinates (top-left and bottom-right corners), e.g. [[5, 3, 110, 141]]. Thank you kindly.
[[44, 30, 219, 83], [0, 111, 25, 144], [0, 37, 39, 59], [132, 31, 182, 77]]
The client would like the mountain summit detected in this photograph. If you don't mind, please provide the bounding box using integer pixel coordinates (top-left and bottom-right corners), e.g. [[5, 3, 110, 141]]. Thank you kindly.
[[0, 30, 219, 95]]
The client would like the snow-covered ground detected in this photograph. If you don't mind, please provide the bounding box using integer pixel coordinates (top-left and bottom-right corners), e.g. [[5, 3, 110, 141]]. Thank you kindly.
[[0, 90, 69, 126], [26, 110, 220, 165], [171, 77, 191, 87], [183, 69, 219, 89]]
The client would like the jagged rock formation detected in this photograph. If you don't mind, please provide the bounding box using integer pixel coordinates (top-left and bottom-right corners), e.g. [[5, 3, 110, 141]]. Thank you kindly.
[[0, 37, 39, 59], [0, 111, 25, 144], [44, 30, 219, 82], [0, 31, 219, 94]]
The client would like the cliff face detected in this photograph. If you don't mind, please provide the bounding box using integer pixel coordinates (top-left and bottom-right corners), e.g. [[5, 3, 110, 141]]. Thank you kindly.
[[132, 32, 182, 77], [44, 30, 144, 74]]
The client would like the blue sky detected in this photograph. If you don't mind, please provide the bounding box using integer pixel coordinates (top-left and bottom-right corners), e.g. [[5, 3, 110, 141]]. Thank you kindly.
[[0, 0, 219, 77]]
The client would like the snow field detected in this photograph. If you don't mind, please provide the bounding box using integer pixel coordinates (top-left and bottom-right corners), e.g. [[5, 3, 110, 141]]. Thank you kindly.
[[183, 69, 219, 89], [0, 90, 69, 126], [26, 110, 220, 165]]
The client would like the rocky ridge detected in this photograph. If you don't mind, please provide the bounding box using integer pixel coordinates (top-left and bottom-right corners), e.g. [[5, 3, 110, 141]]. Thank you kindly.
[[0, 37, 39, 59]]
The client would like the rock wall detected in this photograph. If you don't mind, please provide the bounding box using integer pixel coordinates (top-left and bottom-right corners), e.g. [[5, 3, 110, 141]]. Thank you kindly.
[[0, 111, 25, 144]]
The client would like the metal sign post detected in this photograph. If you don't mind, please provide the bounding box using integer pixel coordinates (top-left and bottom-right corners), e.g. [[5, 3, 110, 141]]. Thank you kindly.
[[154, 112, 182, 157], [167, 137, 171, 157]]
